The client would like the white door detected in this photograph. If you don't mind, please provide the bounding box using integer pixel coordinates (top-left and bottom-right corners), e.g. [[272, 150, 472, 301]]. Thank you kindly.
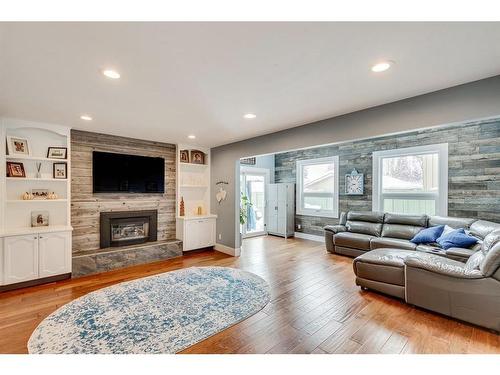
[[277, 184, 288, 235], [4, 234, 39, 284], [241, 167, 270, 238], [197, 219, 216, 247], [39, 231, 71, 277], [184, 221, 199, 250], [267, 184, 278, 234]]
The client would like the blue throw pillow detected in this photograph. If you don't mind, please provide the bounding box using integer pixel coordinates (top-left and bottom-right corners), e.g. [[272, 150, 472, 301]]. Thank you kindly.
[[410, 225, 445, 244], [437, 229, 478, 250]]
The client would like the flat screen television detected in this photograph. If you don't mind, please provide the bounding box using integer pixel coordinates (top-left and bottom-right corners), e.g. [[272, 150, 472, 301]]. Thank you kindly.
[[93, 151, 165, 193]]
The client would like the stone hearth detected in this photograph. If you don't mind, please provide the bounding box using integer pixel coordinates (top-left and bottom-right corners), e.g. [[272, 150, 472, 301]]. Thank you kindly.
[[72, 239, 182, 278]]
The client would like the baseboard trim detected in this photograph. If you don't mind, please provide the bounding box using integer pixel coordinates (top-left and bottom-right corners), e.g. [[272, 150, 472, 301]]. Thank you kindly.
[[214, 243, 241, 257], [294, 232, 325, 243]]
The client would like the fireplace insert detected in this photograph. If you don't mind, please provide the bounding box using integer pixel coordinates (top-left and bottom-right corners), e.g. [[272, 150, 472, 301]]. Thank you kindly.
[[100, 210, 158, 248]]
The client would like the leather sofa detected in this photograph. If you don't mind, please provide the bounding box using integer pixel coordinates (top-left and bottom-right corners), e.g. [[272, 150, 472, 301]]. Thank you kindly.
[[324, 211, 500, 332], [324, 211, 496, 262]]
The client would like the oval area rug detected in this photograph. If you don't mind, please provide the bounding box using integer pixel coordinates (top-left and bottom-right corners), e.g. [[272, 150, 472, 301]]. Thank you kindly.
[[28, 266, 270, 354]]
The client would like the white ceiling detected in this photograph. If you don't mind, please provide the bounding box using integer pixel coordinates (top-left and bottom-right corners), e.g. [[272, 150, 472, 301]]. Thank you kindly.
[[1, 22, 500, 148]]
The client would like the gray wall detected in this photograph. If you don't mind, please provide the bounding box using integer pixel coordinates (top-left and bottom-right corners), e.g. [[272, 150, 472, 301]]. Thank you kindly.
[[211, 76, 500, 249], [275, 118, 500, 236]]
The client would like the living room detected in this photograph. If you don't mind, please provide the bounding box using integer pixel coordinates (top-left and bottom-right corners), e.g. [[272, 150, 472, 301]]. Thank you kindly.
[[1, 2, 500, 374]]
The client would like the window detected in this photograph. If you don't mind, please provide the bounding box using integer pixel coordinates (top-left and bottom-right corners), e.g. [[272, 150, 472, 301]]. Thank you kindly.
[[296, 156, 339, 218], [372, 143, 448, 216]]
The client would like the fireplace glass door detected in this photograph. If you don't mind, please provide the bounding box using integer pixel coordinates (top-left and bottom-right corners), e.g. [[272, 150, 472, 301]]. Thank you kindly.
[[110, 217, 150, 245]]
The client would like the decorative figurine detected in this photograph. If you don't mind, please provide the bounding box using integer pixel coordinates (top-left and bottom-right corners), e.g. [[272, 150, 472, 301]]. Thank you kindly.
[[180, 196, 185, 216]]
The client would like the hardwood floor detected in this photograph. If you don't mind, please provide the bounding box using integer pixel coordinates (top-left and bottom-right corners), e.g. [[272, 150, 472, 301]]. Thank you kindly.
[[0, 235, 499, 354]]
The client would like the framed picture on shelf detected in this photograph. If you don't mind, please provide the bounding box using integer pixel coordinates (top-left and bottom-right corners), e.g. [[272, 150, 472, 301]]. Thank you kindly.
[[31, 189, 50, 200], [190, 150, 205, 165], [6, 136, 30, 156], [6, 161, 26, 177], [31, 211, 49, 227], [47, 147, 68, 159], [53, 162, 68, 179], [180, 149, 190, 163]]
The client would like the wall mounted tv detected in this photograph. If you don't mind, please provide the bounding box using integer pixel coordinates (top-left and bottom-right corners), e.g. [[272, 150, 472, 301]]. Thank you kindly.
[[93, 151, 165, 193]]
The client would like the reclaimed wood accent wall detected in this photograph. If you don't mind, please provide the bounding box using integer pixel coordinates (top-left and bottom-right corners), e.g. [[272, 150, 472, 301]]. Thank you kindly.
[[275, 118, 500, 236], [71, 130, 176, 253]]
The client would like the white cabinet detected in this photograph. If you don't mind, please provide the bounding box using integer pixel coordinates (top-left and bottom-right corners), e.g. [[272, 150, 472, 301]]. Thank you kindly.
[[39, 231, 71, 278], [267, 183, 295, 238], [176, 215, 217, 251], [3, 234, 39, 284], [0, 230, 72, 286]]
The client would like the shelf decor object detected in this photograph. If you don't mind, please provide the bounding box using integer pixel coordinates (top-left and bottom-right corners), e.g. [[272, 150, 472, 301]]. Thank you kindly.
[[180, 149, 190, 163], [190, 150, 205, 165], [1, 118, 73, 291], [53, 162, 67, 179], [6, 135, 30, 156], [6, 161, 26, 177], [345, 168, 364, 195], [47, 146, 67, 159]]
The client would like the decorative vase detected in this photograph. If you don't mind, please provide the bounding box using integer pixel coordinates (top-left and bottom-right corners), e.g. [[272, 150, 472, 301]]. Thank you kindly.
[[180, 197, 185, 216], [22, 192, 30, 200], [197, 206, 203, 215]]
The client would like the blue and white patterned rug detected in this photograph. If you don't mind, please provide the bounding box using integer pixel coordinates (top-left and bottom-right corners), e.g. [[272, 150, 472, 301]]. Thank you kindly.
[[28, 266, 270, 354]]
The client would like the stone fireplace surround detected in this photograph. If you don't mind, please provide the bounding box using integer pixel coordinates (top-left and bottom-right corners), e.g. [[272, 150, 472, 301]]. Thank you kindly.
[[71, 130, 182, 277]]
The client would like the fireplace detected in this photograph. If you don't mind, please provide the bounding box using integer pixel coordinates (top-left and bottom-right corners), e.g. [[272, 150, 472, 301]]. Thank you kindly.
[[100, 210, 158, 248]]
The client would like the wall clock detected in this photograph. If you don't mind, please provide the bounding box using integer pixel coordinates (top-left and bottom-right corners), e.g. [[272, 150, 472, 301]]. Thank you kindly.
[[345, 168, 364, 195]]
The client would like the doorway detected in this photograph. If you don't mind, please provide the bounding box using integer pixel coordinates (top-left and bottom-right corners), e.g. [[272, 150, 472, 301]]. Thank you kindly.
[[240, 167, 269, 238]]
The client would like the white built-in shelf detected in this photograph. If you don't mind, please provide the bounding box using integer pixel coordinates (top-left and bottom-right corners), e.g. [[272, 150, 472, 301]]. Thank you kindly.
[[180, 184, 209, 188], [6, 177, 68, 182], [180, 162, 208, 168], [6, 199, 68, 204], [5, 155, 68, 162], [0, 225, 73, 238], [177, 214, 217, 221]]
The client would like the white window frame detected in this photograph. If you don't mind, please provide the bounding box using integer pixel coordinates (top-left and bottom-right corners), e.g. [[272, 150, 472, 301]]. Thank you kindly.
[[372, 143, 448, 216], [296, 156, 339, 218]]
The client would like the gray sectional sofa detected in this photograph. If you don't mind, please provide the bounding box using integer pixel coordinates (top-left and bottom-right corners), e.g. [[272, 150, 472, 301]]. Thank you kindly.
[[324, 211, 500, 332]]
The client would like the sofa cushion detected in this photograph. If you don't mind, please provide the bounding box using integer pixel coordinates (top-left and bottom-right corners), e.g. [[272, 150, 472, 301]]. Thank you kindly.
[[347, 211, 384, 223], [428, 215, 476, 229], [370, 237, 416, 251], [465, 251, 484, 272], [346, 221, 382, 237], [415, 244, 446, 256], [381, 223, 423, 240], [469, 220, 500, 240], [437, 229, 478, 250], [445, 247, 477, 260], [410, 225, 445, 244], [480, 241, 500, 277], [334, 232, 373, 250], [353, 248, 412, 268], [405, 252, 483, 279], [482, 229, 500, 255], [324, 224, 346, 235], [384, 213, 428, 227]]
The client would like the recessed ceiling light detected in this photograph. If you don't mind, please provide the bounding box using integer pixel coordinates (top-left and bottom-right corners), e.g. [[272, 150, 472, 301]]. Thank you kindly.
[[103, 69, 120, 79], [243, 113, 256, 119], [371, 61, 393, 73], [187, 135, 196, 139], [80, 115, 92, 121]]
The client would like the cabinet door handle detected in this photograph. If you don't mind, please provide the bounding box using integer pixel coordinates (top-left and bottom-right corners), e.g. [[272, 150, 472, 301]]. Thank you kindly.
[[34, 236, 38, 240], [39, 236, 43, 239]]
